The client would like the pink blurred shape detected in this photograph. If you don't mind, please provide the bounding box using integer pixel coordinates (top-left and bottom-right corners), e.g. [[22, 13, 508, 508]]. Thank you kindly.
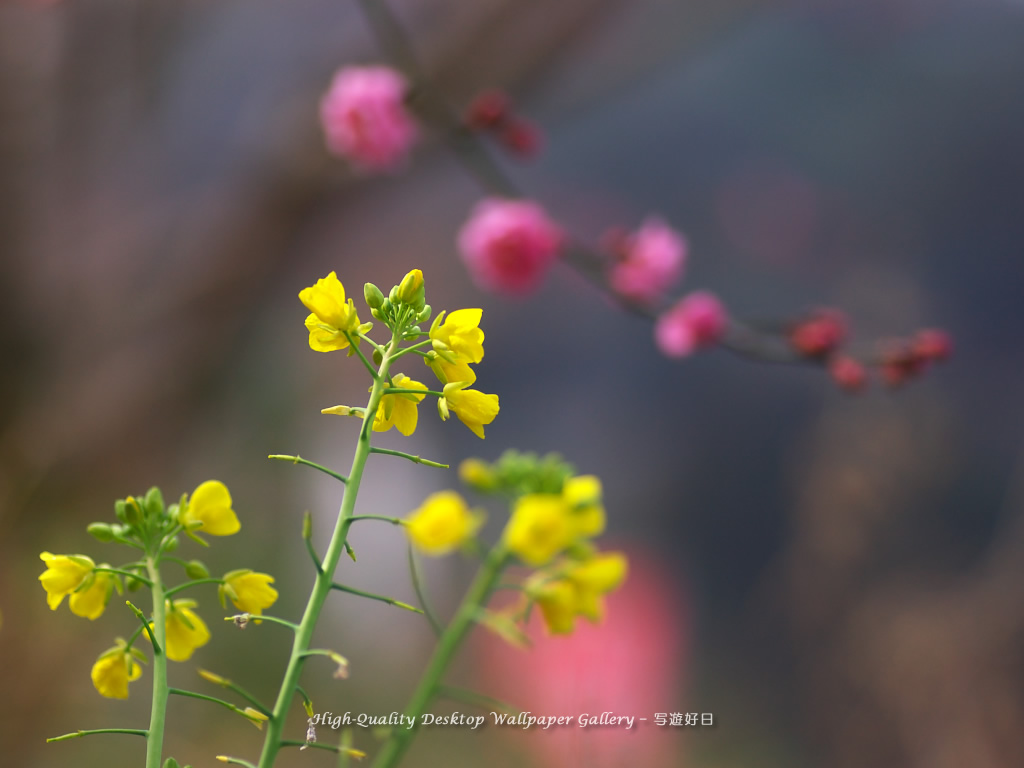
[[475, 549, 689, 768], [655, 291, 728, 358], [320, 66, 419, 172], [457, 199, 564, 296], [608, 218, 688, 305]]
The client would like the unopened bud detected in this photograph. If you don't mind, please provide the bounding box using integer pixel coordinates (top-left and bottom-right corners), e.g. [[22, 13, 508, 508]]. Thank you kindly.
[[364, 282, 385, 309], [143, 487, 165, 519], [437, 397, 450, 421], [396, 269, 425, 308], [87, 522, 116, 542], [184, 560, 210, 579]]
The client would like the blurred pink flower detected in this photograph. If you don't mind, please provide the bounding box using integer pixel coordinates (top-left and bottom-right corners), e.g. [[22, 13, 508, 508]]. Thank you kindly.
[[319, 66, 419, 171], [608, 218, 687, 304], [475, 549, 689, 768], [655, 291, 727, 358], [457, 199, 563, 295]]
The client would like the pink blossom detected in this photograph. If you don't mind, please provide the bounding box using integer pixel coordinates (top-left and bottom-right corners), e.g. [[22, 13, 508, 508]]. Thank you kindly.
[[319, 66, 419, 172], [474, 549, 690, 768], [608, 218, 687, 304], [457, 199, 563, 295], [655, 291, 728, 358]]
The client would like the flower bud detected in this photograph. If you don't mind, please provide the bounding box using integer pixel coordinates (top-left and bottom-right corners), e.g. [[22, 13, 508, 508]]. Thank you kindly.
[[372, 348, 383, 366], [87, 522, 116, 542], [185, 560, 210, 579], [163, 759, 181, 768], [459, 459, 498, 492], [125, 570, 145, 592], [388, 285, 399, 303], [829, 356, 867, 393], [396, 269, 425, 309], [417, 304, 432, 324], [364, 282, 385, 309], [437, 397, 450, 421], [164, 535, 179, 552], [144, 487, 165, 519]]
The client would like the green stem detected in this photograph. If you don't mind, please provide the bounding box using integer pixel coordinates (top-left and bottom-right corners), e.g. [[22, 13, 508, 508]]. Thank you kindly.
[[371, 547, 508, 768], [349, 514, 403, 525], [384, 387, 444, 398], [93, 566, 152, 586], [169, 688, 250, 717], [330, 582, 423, 613], [144, 556, 169, 768], [164, 577, 223, 599], [268, 454, 349, 484], [47, 728, 148, 742], [389, 339, 433, 360], [369, 447, 449, 469], [257, 330, 402, 768]]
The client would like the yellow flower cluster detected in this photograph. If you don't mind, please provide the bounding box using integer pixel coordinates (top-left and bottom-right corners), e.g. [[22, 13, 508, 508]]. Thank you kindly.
[[300, 270, 500, 439], [404, 491, 485, 555], [41, 479, 279, 699], [527, 552, 628, 635], [504, 475, 605, 566]]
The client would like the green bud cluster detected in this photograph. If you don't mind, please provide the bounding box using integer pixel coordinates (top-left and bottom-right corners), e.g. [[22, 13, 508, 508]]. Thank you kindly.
[[364, 271, 432, 336], [460, 450, 576, 496]]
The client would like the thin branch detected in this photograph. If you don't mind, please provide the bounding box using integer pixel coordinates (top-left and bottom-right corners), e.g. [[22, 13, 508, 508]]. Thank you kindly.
[[331, 581, 423, 613], [268, 454, 348, 484], [47, 728, 147, 743], [369, 446, 449, 469], [408, 544, 443, 637]]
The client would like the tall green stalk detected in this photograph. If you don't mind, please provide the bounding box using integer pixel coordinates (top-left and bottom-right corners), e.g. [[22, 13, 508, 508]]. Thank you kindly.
[[257, 330, 401, 768], [145, 556, 169, 768], [372, 546, 508, 768]]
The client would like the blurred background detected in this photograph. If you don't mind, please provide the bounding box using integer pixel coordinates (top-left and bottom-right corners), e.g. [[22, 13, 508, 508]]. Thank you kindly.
[[2, 0, 1024, 766]]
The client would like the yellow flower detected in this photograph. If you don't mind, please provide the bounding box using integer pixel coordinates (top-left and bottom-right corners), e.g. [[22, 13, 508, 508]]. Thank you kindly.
[[504, 494, 573, 566], [426, 309, 484, 386], [531, 579, 577, 635], [221, 571, 278, 615], [405, 490, 484, 556], [39, 552, 95, 610], [299, 271, 366, 352], [526, 552, 628, 635], [458, 458, 498, 492], [163, 599, 211, 662], [442, 381, 499, 439], [180, 480, 240, 536], [565, 552, 628, 623], [562, 475, 606, 538], [69, 570, 117, 620], [373, 374, 428, 436], [91, 644, 143, 699]]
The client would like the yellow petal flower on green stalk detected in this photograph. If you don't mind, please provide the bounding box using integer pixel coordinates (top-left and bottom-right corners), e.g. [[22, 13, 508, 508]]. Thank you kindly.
[[396, 268, 425, 305], [180, 480, 240, 536], [427, 356, 477, 387], [91, 646, 143, 699], [300, 271, 364, 352], [430, 309, 485, 363], [562, 475, 606, 538], [373, 374, 428, 436], [442, 381, 499, 439], [221, 571, 278, 615], [504, 494, 573, 566], [39, 552, 95, 611], [162, 599, 211, 662], [405, 490, 484, 556], [69, 570, 116, 620], [565, 552, 628, 622], [532, 579, 577, 635]]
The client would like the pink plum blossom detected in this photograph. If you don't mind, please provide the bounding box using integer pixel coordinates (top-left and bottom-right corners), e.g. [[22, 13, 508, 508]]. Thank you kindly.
[[655, 291, 728, 358], [608, 218, 687, 304], [457, 198, 564, 295], [319, 66, 419, 172]]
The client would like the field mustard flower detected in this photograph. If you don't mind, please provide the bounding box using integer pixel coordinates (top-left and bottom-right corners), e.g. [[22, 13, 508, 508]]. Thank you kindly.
[[91, 644, 143, 699], [441, 381, 499, 439], [373, 374, 428, 436], [531, 579, 577, 635], [39, 552, 94, 610], [163, 599, 211, 662], [180, 480, 240, 536], [427, 309, 484, 386], [504, 494, 573, 566], [221, 570, 278, 615], [405, 490, 484, 556], [562, 475, 606, 538], [565, 551, 628, 623], [68, 570, 117, 620], [299, 271, 368, 352]]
